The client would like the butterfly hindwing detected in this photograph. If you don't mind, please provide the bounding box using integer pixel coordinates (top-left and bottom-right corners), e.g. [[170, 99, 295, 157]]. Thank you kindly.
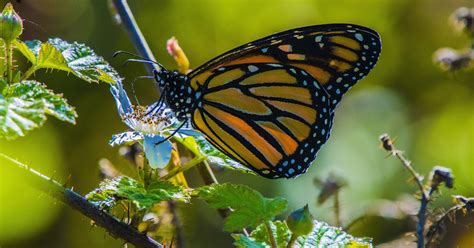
[[190, 63, 333, 178], [188, 24, 381, 107]]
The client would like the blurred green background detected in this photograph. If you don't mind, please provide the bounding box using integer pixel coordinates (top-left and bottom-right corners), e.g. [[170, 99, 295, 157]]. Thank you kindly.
[[0, 0, 473, 247]]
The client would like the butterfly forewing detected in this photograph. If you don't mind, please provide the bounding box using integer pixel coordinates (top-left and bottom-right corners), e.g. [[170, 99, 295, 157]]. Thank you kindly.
[[190, 63, 332, 178], [188, 24, 381, 107]]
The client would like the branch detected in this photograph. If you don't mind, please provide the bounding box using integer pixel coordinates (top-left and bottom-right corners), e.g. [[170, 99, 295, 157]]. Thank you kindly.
[[379, 134, 428, 248], [0, 153, 163, 248], [111, 0, 161, 78]]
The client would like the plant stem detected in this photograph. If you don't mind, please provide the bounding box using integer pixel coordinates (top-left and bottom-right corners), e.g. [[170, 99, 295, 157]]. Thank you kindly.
[[393, 150, 427, 200], [334, 190, 341, 227], [286, 234, 297, 248], [392, 150, 429, 248], [111, 0, 161, 79], [417, 187, 435, 248], [0, 153, 163, 248], [161, 155, 206, 181], [381, 134, 430, 248], [5, 41, 13, 83], [21, 65, 38, 81], [264, 221, 277, 248]]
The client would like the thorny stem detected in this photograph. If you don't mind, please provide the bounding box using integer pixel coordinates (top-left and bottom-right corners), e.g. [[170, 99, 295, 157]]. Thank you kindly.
[[265, 221, 277, 248], [5, 41, 13, 83], [0, 153, 163, 248], [392, 150, 430, 248], [381, 134, 430, 248], [417, 187, 435, 248], [393, 150, 427, 200]]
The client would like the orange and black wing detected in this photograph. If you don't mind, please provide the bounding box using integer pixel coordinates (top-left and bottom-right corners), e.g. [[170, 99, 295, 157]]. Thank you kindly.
[[188, 24, 381, 106], [190, 63, 332, 178], [186, 24, 381, 178]]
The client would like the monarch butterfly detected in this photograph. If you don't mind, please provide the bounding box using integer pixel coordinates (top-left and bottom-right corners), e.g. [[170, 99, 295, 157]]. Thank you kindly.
[[153, 24, 381, 179]]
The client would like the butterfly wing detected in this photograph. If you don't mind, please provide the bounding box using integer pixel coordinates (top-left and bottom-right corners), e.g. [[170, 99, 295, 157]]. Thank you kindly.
[[186, 24, 381, 178], [190, 63, 332, 178], [188, 24, 381, 106]]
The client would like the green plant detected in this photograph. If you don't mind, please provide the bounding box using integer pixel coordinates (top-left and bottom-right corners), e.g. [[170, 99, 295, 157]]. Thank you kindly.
[[0, 2, 373, 247], [0, 3, 116, 140]]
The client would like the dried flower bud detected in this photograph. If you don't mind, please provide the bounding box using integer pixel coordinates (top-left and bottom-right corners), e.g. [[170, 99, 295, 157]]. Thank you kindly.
[[430, 166, 454, 190], [0, 3, 23, 43], [453, 195, 474, 211], [450, 7, 474, 37], [314, 174, 347, 205], [286, 205, 314, 236], [433, 48, 473, 71], [167, 37, 190, 74], [379, 133, 395, 153]]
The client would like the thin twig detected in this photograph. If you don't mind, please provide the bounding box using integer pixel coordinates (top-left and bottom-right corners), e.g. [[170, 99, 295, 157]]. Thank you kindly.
[[394, 150, 431, 248], [379, 134, 429, 248], [334, 190, 341, 227], [393, 150, 427, 199], [0, 153, 163, 248], [425, 196, 474, 247], [111, 0, 161, 80]]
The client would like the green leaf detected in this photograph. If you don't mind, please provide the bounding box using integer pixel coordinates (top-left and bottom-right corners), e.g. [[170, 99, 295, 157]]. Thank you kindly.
[[86, 176, 189, 211], [197, 183, 287, 232], [14, 38, 120, 84], [0, 80, 77, 140], [251, 221, 291, 248], [295, 221, 372, 248], [232, 234, 268, 248], [0, 95, 46, 140], [48, 38, 119, 84], [14, 39, 38, 63], [6, 80, 77, 124], [37, 43, 70, 71]]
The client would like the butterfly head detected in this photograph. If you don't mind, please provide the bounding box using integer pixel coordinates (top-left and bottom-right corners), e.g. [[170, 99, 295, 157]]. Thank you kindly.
[[153, 69, 195, 120]]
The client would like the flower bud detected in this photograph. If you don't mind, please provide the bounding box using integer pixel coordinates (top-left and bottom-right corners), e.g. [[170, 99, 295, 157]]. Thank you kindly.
[[166, 37, 190, 74], [286, 204, 314, 236], [0, 3, 23, 43]]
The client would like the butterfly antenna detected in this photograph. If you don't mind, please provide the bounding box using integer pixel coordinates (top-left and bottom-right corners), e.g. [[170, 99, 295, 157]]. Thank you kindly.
[[113, 50, 155, 61], [154, 121, 187, 146], [114, 51, 167, 72], [121, 58, 156, 67], [130, 75, 154, 105]]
